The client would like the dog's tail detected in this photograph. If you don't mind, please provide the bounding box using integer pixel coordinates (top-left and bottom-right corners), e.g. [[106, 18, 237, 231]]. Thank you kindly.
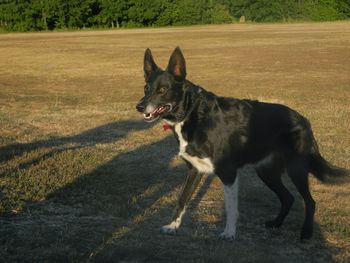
[[308, 139, 349, 182], [309, 153, 349, 182]]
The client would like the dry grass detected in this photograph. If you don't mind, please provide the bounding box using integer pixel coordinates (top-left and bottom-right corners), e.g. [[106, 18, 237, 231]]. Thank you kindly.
[[0, 22, 349, 262]]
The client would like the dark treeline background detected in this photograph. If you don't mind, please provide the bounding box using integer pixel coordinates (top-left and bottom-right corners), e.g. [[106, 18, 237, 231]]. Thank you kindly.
[[1, 0, 350, 32]]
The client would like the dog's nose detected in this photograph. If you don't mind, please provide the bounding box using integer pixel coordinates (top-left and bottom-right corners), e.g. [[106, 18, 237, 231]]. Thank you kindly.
[[136, 101, 145, 112]]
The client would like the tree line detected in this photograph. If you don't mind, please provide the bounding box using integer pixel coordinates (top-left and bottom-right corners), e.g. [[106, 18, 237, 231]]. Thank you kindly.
[[0, 0, 349, 32]]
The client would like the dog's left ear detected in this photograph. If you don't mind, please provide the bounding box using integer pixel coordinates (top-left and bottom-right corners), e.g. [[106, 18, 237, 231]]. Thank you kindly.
[[167, 47, 186, 82]]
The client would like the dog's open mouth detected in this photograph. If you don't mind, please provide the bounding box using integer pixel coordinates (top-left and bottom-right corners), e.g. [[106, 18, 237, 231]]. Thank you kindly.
[[143, 104, 172, 122]]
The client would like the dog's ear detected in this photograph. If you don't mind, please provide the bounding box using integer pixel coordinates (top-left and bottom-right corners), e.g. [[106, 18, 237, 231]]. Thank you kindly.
[[144, 48, 159, 81], [167, 47, 186, 82]]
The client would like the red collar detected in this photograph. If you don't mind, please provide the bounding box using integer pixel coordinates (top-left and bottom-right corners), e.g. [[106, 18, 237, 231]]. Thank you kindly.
[[162, 123, 172, 131]]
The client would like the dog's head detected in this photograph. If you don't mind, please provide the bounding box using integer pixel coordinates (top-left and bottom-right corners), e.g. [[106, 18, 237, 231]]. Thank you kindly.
[[136, 47, 187, 123]]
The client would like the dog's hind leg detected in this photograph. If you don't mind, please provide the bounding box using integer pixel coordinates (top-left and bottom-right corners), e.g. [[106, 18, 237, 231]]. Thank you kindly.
[[161, 168, 202, 235], [287, 156, 315, 240], [256, 157, 294, 228]]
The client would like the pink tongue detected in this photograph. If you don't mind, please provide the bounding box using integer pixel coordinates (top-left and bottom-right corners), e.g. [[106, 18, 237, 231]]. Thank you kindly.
[[145, 106, 165, 119], [148, 109, 159, 118]]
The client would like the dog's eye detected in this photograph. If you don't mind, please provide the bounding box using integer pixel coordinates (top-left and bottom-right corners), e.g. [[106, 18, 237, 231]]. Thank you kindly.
[[158, 87, 166, 94]]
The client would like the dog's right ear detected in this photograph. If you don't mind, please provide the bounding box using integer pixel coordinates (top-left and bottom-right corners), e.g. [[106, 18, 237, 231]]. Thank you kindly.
[[144, 48, 159, 81], [167, 47, 186, 82]]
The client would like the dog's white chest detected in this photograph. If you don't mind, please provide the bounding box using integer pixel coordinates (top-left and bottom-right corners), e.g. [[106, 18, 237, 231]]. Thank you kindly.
[[174, 122, 214, 174]]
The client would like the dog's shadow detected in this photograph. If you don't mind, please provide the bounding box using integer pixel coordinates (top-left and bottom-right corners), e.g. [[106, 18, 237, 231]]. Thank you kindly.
[[0, 119, 187, 261], [0, 120, 154, 169]]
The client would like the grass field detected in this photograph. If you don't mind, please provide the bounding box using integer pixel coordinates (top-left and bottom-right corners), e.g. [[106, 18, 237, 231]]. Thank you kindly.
[[0, 22, 349, 262]]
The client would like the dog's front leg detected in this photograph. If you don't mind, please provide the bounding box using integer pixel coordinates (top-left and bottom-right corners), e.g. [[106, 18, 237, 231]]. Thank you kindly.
[[161, 168, 202, 235], [219, 176, 239, 241]]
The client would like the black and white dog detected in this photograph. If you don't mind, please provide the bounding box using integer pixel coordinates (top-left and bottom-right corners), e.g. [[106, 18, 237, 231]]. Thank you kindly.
[[136, 47, 348, 240]]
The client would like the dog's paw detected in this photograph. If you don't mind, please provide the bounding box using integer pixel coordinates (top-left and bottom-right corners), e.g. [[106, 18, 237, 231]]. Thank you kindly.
[[300, 225, 313, 240], [160, 224, 177, 235], [219, 231, 236, 241]]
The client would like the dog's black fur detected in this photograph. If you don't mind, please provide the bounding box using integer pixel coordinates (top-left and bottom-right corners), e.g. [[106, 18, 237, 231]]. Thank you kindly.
[[136, 47, 348, 240]]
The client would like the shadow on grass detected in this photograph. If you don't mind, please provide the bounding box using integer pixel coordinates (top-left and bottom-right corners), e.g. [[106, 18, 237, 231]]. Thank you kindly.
[[0, 119, 342, 262], [0, 120, 159, 181], [0, 119, 186, 261], [89, 171, 339, 263], [0, 120, 155, 165]]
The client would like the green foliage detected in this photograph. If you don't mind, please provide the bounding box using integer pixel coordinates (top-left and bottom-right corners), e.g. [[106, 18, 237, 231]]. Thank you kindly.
[[0, 0, 349, 32], [203, 3, 233, 24], [155, 2, 180, 26], [336, 0, 350, 19], [304, 0, 339, 21], [94, 0, 128, 28], [127, 0, 165, 26], [246, 0, 285, 22], [173, 0, 207, 25], [229, 0, 350, 22]]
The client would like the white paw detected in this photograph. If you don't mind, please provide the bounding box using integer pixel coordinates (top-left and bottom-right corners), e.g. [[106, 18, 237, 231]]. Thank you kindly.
[[219, 230, 236, 241], [160, 224, 177, 235]]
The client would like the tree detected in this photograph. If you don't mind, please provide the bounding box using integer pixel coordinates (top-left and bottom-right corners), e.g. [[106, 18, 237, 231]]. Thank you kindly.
[[336, 0, 350, 18], [203, 3, 233, 24], [229, 0, 249, 19], [155, 1, 180, 26], [53, 0, 94, 29], [29, 0, 58, 30], [0, 0, 349, 32], [95, 0, 128, 28], [0, 0, 29, 31], [303, 0, 340, 21], [245, 0, 285, 22], [174, 0, 208, 25], [127, 0, 166, 27], [67, 0, 94, 28]]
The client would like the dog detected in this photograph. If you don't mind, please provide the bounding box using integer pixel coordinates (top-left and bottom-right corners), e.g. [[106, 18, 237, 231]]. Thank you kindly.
[[136, 47, 348, 240]]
